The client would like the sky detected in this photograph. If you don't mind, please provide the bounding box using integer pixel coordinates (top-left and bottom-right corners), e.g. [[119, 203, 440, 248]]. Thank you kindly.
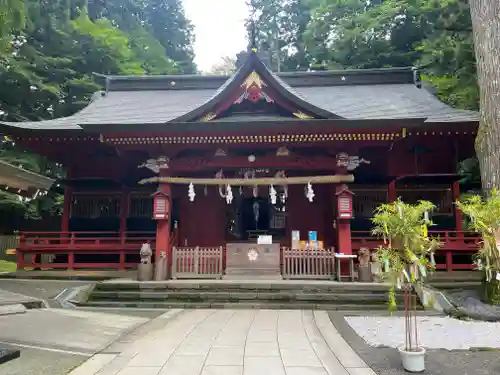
[[182, 0, 249, 72]]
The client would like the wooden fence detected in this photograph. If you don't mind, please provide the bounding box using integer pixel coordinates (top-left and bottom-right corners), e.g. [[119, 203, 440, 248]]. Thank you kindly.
[[281, 247, 336, 280], [0, 235, 19, 261], [171, 246, 224, 279]]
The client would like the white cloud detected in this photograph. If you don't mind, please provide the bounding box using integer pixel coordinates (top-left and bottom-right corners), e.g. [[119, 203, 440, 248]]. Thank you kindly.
[[183, 0, 248, 72]]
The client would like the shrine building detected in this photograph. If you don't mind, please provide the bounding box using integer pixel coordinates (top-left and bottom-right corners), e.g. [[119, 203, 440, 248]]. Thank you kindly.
[[0, 50, 481, 277]]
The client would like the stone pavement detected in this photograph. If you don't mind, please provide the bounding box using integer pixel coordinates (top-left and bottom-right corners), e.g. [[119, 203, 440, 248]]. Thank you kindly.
[[0, 289, 44, 307], [70, 309, 377, 375]]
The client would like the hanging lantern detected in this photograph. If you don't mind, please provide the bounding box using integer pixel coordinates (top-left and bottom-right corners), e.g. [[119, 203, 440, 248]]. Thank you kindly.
[[188, 183, 196, 202], [226, 185, 233, 204], [306, 182, 315, 202], [269, 185, 277, 205], [152, 191, 170, 220], [336, 185, 354, 219]]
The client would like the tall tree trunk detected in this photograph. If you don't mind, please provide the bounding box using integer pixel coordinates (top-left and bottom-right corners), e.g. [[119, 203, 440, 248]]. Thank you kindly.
[[469, 0, 500, 190]]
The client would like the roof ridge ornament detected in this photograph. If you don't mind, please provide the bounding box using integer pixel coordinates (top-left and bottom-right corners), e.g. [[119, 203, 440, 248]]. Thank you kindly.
[[249, 20, 258, 53]]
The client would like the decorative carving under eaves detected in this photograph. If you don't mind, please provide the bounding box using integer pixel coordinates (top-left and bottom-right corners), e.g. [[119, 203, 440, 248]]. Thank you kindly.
[[234, 71, 274, 104], [214, 148, 227, 157], [200, 112, 217, 122], [276, 146, 290, 157], [336, 152, 371, 171], [293, 111, 314, 119], [242, 71, 267, 89], [138, 156, 170, 174], [346, 156, 371, 171]]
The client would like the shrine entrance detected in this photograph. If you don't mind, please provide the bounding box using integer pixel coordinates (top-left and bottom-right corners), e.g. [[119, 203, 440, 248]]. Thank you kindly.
[[226, 187, 287, 243], [240, 196, 270, 240]]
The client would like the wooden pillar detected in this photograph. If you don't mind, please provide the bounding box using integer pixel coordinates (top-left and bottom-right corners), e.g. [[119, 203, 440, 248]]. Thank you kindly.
[[334, 184, 353, 255], [119, 189, 130, 244], [388, 180, 397, 202], [337, 219, 352, 255], [61, 187, 72, 233], [452, 181, 463, 232], [155, 169, 171, 280]]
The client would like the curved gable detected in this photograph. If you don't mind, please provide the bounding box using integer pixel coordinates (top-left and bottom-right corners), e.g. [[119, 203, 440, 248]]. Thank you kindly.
[[171, 51, 344, 123]]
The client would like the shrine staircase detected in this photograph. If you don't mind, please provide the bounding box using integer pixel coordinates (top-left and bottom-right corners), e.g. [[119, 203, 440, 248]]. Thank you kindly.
[[428, 271, 482, 291], [78, 279, 426, 312]]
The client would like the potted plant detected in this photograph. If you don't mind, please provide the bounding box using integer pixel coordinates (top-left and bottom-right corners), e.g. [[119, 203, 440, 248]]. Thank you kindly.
[[457, 189, 500, 304], [371, 199, 440, 372]]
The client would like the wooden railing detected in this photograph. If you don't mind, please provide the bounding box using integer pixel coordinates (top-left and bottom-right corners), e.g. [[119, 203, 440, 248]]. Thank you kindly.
[[352, 230, 481, 250], [351, 230, 481, 271], [171, 246, 224, 279], [19, 231, 156, 249], [16, 231, 156, 270], [282, 247, 335, 280]]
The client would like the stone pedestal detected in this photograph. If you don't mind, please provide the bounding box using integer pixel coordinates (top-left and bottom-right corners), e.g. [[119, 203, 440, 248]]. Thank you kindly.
[[370, 262, 382, 282], [358, 265, 373, 282], [137, 263, 153, 281], [154, 255, 168, 281], [224, 243, 282, 280]]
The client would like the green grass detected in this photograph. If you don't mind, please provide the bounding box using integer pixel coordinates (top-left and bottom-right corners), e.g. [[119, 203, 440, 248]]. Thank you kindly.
[[0, 260, 16, 272]]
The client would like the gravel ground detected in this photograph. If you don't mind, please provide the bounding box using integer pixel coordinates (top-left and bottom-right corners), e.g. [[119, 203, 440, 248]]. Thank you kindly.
[[446, 288, 500, 321], [329, 312, 500, 375], [346, 316, 500, 350]]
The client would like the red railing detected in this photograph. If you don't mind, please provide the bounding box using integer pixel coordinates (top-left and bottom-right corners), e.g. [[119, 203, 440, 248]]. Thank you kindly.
[[351, 230, 481, 271], [17, 231, 156, 271]]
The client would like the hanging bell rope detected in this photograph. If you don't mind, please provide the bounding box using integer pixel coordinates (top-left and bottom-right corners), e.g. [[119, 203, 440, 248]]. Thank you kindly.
[[139, 174, 354, 186]]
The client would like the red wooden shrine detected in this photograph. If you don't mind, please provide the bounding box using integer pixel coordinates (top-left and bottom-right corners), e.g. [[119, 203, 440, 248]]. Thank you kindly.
[[0, 49, 480, 273]]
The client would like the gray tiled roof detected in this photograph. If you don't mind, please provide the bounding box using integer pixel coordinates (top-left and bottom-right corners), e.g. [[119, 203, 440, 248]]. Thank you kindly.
[[0, 76, 478, 131]]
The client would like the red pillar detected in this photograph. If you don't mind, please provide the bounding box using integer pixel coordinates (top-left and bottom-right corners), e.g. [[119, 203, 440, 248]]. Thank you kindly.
[[334, 184, 353, 255], [337, 220, 352, 255], [388, 180, 397, 202], [155, 171, 171, 279], [120, 189, 129, 244], [452, 181, 463, 232]]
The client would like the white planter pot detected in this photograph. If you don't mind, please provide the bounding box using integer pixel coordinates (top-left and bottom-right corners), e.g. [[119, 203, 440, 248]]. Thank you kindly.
[[398, 345, 425, 372]]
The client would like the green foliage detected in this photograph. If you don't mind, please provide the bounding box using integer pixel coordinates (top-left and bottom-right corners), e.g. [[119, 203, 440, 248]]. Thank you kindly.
[[249, 0, 478, 108], [371, 200, 440, 311], [208, 57, 237, 76], [457, 190, 500, 304], [0, 0, 195, 223], [247, 0, 312, 71], [0, 0, 24, 53]]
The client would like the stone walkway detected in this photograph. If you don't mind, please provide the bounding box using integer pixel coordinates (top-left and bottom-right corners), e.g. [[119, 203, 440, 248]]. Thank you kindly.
[[69, 309, 376, 375], [0, 289, 43, 307]]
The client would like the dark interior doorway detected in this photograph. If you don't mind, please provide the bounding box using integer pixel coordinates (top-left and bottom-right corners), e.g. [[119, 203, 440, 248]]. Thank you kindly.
[[240, 197, 270, 239]]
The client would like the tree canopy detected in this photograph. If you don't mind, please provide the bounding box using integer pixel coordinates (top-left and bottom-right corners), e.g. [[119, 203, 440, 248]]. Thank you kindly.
[[248, 0, 478, 111], [0, 0, 196, 225]]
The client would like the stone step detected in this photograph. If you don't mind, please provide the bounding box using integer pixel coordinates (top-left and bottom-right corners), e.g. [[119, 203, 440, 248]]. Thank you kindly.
[[88, 290, 397, 304], [429, 281, 482, 290], [95, 281, 392, 293], [429, 271, 481, 279], [76, 300, 402, 311]]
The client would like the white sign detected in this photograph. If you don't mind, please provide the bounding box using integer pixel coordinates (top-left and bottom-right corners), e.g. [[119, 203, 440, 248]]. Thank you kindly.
[[257, 235, 273, 245]]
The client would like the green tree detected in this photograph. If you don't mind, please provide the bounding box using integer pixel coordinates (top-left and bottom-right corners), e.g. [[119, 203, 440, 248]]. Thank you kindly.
[[304, 0, 478, 109], [207, 56, 237, 76], [0, 0, 195, 222], [144, 0, 197, 73], [457, 191, 500, 304], [247, 0, 311, 71]]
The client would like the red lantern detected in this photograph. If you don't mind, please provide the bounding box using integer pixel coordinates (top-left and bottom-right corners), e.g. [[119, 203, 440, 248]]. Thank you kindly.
[[336, 185, 354, 219], [152, 191, 170, 220]]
